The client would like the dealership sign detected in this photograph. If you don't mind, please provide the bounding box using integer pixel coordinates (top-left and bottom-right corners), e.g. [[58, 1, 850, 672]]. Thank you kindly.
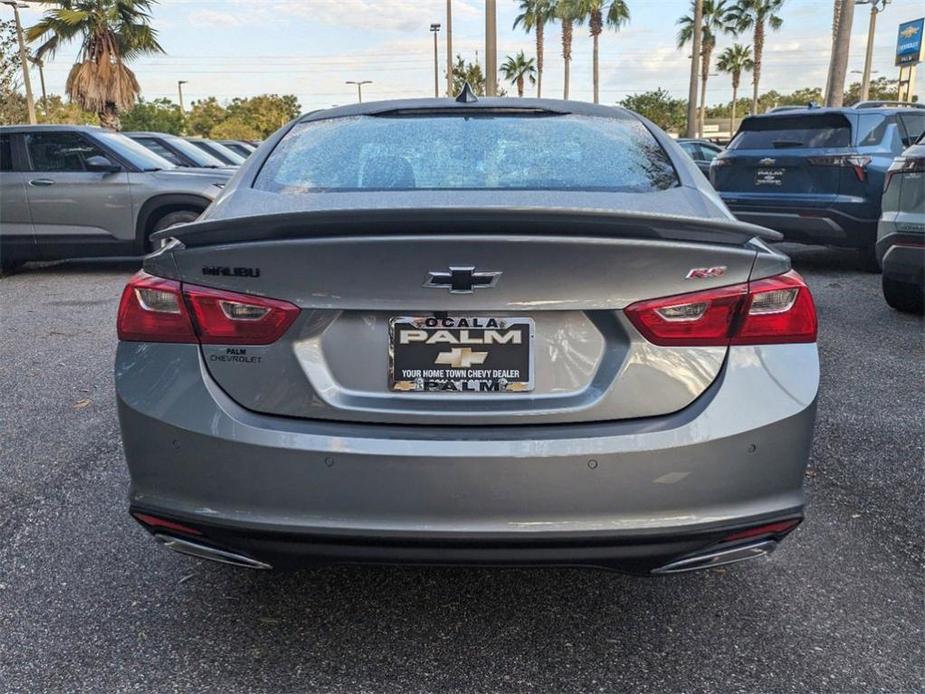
[[896, 18, 924, 66]]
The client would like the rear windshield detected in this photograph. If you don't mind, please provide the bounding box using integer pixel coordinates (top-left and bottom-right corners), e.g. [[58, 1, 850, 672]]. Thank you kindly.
[[254, 113, 679, 193], [729, 114, 851, 150]]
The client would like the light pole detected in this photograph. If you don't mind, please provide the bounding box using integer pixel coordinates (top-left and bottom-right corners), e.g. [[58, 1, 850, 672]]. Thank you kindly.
[[346, 80, 371, 103], [177, 80, 188, 112], [2, 1, 36, 124], [445, 0, 453, 96], [856, 0, 889, 102], [430, 23, 441, 98], [484, 0, 497, 96], [29, 55, 46, 117], [685, 0, 703, 135]]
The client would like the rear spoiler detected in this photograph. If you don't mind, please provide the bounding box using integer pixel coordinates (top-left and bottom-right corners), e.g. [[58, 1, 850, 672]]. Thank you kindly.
[[153, 207, 783, 248]]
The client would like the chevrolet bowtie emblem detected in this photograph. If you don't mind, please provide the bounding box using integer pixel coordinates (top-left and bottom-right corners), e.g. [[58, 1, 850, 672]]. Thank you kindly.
[[425, 266, 501, 293], [435, 347, 488, 369]]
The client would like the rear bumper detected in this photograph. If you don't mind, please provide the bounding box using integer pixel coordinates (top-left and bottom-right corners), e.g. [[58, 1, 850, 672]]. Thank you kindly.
[[116, 342, 819, 574], [877, 225, 925, 285], [721, 196, 878, 247]]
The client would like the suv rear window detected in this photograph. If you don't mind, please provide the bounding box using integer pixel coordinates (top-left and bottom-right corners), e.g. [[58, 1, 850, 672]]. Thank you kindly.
[[254, 113, 679, 193], [729, 114, 851, 150]]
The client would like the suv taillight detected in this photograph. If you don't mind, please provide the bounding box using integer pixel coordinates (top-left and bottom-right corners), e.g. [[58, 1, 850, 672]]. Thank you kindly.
[[884, 155, 925, 191], [807, 155, 871, 182], [117, 271, 300, 344], [625, 271, 817, 347]]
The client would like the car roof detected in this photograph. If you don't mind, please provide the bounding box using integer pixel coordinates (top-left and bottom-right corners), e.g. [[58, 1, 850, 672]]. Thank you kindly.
[[299, 96, 638, 124], [0, 123, 109, 133], [749, 104, 924, 120], [123, 131, 183, 138]]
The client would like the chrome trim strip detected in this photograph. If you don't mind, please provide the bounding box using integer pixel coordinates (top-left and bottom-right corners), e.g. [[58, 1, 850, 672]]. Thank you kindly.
[[651, 540, 778, 575], [154, 534, 272, 570]]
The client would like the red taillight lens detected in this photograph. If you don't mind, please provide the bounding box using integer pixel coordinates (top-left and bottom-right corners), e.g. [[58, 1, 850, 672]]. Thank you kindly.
[[625, 270, 816, 347], [184, 284, 300, 345], [132, 512, 203, 536], [732, 271, 817, 345], [117, 271, 300, 345], [722, 518, 801, 543], [623, 284, 747, 346], [117, 272, 197, 342]]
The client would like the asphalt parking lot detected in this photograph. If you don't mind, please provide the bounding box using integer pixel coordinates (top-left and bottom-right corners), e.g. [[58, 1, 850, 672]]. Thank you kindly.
[[1, 244, 922, 693]]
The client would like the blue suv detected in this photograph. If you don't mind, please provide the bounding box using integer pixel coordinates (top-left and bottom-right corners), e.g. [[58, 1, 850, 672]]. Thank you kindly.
[[712, 102, 925, 269]]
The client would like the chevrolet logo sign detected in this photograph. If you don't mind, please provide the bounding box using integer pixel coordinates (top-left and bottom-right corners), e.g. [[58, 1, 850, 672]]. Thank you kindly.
[[424, 266, 501, 293], [434, 347, 488, 368], [900, 25, 919, 39]]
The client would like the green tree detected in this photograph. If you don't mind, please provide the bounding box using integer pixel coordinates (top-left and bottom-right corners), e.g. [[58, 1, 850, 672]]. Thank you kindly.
[[620, 88, 688, 132], [0, 19, 28, 124], [451, 55, 505, 97], [678, 0, 734, 137], [500, 51, 537, 97], [225, 94, 300, 137], [716, 43, 752, 135], [210, 117, 261, 141], [728, 0, 785, 115], [556, 0, 581, 99], [513, 0, 554, 97], [38, 93, 96, 124], [27, 0, 165, 129], [574, 0, 630, 104], [843, 77, 899, 106], [185, 96, 225, 137], [120, 97, 183, 133]]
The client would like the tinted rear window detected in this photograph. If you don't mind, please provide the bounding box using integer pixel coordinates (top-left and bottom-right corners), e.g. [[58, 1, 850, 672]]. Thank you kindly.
[[0, 134, 12, 171], [254, 113, 679, 193], [729, 114, 851, 150]]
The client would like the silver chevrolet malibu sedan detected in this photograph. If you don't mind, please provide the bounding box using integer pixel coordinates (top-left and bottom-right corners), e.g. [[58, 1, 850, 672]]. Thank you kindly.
[[115, 95, 819, 575]]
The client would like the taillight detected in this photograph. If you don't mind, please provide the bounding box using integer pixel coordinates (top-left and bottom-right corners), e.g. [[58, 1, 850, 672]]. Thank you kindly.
[[884, 156, 925, 191], [808, 154, 871, 182], [625, 270, 816, 347], [117, 271, 300, 345], [117, 273, 197, 343]]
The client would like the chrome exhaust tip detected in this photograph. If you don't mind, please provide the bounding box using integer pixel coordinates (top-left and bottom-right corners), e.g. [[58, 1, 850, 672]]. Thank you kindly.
[[651, 539, 778, 575], [154, 534, 272, 570]]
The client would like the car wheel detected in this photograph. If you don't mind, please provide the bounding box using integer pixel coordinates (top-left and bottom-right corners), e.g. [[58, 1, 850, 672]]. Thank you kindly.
[[883, 276, 924, 315], [148, 210, 202, 251], [856, 244, 882, 274]]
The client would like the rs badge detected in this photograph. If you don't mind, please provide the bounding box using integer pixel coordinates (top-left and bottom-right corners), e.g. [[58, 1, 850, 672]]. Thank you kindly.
[[685, 266, 727, 279]]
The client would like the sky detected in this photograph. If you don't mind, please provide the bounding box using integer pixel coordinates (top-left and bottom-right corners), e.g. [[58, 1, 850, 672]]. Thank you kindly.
[[11, 0, 925, 111]]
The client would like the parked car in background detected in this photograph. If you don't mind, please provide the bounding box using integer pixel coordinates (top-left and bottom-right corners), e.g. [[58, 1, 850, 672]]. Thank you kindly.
[[117, 97, 818, 576], [678, 138, 723, 176], [712, 102, 925, 270], [0, 125, 231, 272], [125, 131, 234, 170], [877, 133, 925, 314], [186, 138, 247, 166], [219, 140, 257, 158]]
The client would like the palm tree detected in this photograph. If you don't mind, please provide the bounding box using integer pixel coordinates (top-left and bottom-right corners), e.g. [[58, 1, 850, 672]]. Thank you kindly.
[[573, 0, 630, 104], [716, 43, 753, 136], [500, 51, 537, 96], [729, 0, 785, 115], [27, 0, 164, 129], [677, 0, 733, 137], [513, 0, 554, 98], [557, 0, 580, 100]]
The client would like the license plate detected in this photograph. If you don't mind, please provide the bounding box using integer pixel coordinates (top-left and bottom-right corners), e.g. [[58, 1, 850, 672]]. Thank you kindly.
[[755, 168, 785, 186], [389, 316, 534, 393]]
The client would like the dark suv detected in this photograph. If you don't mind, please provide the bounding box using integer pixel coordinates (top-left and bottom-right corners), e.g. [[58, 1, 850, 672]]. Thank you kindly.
[[712, 102, 925, 269]]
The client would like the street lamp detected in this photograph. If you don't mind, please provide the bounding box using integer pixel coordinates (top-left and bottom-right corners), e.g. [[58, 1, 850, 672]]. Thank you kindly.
[[345, 80, 372, 103], [177, 80, 188, 113], [855, 0, 890, 102], [1, 1, 36, 124], [429, 23, 441, 98]]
